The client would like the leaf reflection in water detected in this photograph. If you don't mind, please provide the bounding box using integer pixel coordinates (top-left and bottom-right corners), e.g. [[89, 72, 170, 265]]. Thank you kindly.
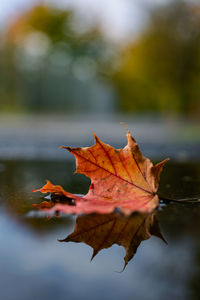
[[59, 211, 167, 270]]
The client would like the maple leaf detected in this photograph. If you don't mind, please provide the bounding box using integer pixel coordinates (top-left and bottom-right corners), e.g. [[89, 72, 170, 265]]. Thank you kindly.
[[59, 211, 167, 270], [33, 126, 169, 215]]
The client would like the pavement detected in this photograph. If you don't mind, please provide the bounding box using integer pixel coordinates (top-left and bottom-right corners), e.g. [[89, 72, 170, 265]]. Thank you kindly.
[[0, 113, 200, 161]]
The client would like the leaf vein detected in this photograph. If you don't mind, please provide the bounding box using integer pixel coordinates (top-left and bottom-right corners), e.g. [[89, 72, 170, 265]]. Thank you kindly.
[[96, 138, 117, 175], [70, 149, 153, 195]]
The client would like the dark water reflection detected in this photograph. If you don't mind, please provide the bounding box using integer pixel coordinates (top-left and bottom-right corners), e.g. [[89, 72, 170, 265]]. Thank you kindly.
[[59, 211, 166, 271], [0, 160, 200, 300]]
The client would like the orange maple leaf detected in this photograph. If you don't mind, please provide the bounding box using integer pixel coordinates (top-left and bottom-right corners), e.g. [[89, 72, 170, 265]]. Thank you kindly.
[[33, 126, 169, 215]]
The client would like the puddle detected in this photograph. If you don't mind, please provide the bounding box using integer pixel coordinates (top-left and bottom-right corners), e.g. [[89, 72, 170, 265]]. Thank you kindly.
[[0, 159, 200, 300]]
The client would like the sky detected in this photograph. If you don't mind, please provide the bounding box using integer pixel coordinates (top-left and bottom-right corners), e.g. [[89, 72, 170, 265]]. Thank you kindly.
[[0, 0, 172, 41]]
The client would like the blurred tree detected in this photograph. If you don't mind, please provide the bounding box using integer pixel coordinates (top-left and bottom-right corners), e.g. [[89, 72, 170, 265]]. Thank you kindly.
[[1, 1, 200, 117], [0, 4, 115, 113], [112, 1, 200, 116]]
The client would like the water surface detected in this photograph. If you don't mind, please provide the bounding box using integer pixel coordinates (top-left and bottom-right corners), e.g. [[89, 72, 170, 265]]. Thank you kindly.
[[0, 159, 200, 300]]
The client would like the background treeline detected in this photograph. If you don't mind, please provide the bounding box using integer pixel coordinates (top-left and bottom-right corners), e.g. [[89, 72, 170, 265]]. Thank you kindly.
[[0, 1, 199, 116]]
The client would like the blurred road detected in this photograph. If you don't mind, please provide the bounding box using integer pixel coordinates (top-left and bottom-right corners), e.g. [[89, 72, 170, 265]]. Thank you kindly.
[[0, 114, 200, 160]]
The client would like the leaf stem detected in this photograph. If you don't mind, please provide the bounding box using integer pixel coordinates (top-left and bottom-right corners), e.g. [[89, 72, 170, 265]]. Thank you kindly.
[[159, 196, 200, 204]]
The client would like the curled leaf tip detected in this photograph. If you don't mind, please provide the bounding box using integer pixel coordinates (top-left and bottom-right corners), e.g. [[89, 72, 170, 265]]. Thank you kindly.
[[121, 263, 127, 273], [155, 158, 170, 170], [159, 157, 170, 164], [90, 250, 98, 261], [120, 122, 130, 134], [92, 132, 100, 143], [58, 238, 66, 242], [60, 146, 72, 151]]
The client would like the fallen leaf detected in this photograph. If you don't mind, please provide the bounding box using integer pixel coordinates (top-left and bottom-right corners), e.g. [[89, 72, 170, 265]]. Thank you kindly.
[[33, 126, 169, 215], [59, 211, 167, 270]]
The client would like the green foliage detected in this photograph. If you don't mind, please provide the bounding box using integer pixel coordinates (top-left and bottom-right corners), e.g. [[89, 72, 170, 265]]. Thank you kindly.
[[112, 2, 200, 116], [1, 1, 200, 116]]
